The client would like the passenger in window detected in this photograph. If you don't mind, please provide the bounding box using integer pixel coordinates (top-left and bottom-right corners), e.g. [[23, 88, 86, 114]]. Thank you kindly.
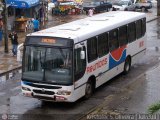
[[54, 58, 64, 68]]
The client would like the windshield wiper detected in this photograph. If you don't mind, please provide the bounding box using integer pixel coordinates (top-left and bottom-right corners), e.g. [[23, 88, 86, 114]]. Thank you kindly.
[[42, 49, 47, 81], [39, 49, 47, 81]]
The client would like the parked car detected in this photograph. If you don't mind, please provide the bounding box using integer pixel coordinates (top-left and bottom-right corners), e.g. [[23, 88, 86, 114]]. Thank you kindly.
[[147, 0, 157, 7], [135, 0, 152, 11], [112, 0, 136, 11], [82, 0, 112, 13], [59, 1, 77, 6], [48, 2, 55, 12]]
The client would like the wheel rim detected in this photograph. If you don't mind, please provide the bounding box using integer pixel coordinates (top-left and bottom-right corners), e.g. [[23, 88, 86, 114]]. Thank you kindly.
[[86, 83, 92, 96], [142, 7, 145, 12], [125, 62, 130, 72]]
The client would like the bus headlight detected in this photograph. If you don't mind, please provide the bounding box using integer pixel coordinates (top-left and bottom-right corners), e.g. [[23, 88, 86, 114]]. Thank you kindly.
[[57, 90, 71, 95], [22, 86, 31, 91]]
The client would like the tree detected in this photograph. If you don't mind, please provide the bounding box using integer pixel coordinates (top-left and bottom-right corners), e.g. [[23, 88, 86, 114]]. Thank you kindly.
[[158, 0, 160, 16], [1, 0, 8, 53]]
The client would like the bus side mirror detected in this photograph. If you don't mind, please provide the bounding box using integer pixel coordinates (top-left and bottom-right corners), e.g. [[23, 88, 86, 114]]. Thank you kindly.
[[17, 43, 24, 62], [80, 51, 85, 59]]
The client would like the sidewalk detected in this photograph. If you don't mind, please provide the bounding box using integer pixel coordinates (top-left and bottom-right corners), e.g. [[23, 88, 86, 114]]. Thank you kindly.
[[0, 8, 158, 76]]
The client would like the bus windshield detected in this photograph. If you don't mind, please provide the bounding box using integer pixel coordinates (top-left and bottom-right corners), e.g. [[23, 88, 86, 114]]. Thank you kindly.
[[22, 46, 73, 85]]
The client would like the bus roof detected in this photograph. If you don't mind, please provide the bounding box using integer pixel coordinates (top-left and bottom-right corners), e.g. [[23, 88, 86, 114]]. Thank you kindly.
[[27, 11, 146, 43]]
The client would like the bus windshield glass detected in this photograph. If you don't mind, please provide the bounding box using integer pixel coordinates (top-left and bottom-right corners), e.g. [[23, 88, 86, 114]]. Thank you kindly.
[[22, 41, 73, 85]]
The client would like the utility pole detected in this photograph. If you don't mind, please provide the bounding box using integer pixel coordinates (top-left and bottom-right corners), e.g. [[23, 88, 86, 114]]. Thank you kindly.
[[158, 0, 160, 16], [0, 1, 3, 15], [3, 0, 8, 53], [42, 0, 46, 27], [0, 0, 3, 47], [42, 0, 48, 28]]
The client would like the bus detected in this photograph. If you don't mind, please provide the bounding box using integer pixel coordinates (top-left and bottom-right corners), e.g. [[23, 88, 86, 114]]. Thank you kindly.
[[21, 11, 146, 102]]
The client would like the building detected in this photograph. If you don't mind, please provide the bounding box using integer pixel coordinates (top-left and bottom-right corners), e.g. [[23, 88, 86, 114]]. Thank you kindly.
[[5, 0, 48, 31]]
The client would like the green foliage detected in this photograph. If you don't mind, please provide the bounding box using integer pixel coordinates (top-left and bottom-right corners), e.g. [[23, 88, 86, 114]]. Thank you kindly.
[[148, 102, 160, 114]]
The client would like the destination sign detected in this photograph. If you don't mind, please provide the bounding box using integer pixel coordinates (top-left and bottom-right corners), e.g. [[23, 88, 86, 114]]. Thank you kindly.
[[41, 38, 56, 44], [26, 37, 73, 47]]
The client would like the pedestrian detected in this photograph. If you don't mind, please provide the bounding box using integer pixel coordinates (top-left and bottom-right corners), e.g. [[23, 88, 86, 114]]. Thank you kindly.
[[88, 8, 94, 17], [112, 7, 117, 11], [8, 31, 18, 56], [32, 18, 40, 32], [25, 20, 29, 32], [0, 17, 3, 46], [30, 19, 34, 31], [27, 19, 33, 32]]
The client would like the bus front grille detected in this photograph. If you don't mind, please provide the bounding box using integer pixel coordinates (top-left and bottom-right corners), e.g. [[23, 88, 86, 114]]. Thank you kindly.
[[33, 95, 55, 101], [28, 83, 62, 89], [33, 89, 55, 95]]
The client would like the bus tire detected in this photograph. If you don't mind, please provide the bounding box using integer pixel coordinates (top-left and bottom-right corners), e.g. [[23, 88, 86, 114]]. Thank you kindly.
[[123, 57, 131, 74], [84, 80, 93, 99], [41, 100, 50, 105], [141, 7, 146, 12]]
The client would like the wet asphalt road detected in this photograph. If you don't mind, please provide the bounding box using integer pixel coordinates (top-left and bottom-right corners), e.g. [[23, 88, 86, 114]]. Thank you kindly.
[[88, 18, 160, 117], [0, 18, 160, 120]]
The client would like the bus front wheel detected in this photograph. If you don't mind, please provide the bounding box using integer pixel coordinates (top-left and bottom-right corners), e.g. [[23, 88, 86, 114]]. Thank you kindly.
[[84, 80, 93, 99], [123, 57, 131, 74], [141, 7, 146, 12]]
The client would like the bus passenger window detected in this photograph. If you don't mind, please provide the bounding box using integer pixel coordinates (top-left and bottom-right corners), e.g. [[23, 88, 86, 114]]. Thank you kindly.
[[136, 20, 142, 39], [119, 25, 127, 47], [74, 47, 86, 81], [142, 18, 146, 36], [87, 37, 98, 62], [128, 22, 136, 43], [98, 33, 109, 57], [109, 29, 118, 51]]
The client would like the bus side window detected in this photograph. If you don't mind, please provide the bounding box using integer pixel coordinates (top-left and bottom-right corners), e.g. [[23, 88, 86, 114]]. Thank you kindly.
[[142, 18, 146, 36], [74, 46, 86, 81], [128, 22, 136, 43], [87, 37, 98, 62], [136, 19, 142, 39], [119, 25, 128, 47], [109, 29, 119, 51], [98, 33, 109, 57]]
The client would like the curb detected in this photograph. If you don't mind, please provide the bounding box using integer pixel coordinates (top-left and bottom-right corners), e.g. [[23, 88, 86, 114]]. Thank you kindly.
[[0, 66, 22, 77], [147, 16, 160, 23]]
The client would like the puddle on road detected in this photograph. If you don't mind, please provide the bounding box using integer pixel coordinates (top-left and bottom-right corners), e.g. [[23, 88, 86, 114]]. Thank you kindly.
[[155, 46, 159, 51], [0, 92, 5, 96], [0, 70, 22, 84]]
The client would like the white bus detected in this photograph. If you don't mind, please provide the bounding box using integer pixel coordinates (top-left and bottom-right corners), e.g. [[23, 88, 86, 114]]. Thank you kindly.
[[21, 11, 146, 102]]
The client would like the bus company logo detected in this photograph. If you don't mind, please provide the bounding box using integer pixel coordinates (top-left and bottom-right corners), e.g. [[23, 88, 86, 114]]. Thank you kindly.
[[139, 41, 144, 48], [10, 2, 15, 5], [2, 114, 8, 120], [109, 46, 126, 69], [21, 3, 26, 6], [41, 88, 45, 93], [86, 58, 107, 73], [2, 114, 18, 120]]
